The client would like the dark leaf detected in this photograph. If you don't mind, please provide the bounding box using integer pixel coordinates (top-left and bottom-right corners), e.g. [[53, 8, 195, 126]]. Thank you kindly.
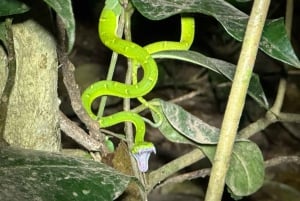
[[132, 0, 300, 68], [0, 147, 132, 201], [153, 50, 269, 108]]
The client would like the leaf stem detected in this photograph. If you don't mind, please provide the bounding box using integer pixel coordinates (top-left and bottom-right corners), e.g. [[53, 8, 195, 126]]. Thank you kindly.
[[204, 1, 271, 201]]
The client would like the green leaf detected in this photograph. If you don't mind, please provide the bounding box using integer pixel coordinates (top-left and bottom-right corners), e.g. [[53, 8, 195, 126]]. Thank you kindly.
[[0, 147, 132, 201], [42, 0, 75, 52], [132, 0, 300, 68], [200, 141, 265, 197], [161, 99, 220, 144], [153, 50, 269, 108], [150, 99, 264, 196], [260, 19, 300, 67], [0, 0, 29, 17], [151, 99, 220, 144], [151, 99, 193, 144]]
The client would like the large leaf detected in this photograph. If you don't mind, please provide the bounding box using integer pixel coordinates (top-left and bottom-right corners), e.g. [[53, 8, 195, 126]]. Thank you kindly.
[[153, 50, 269, 108], [161, 99, 220, 144], [151, 99, 220, 144], [150, 99, 264, 197], [0, 147, 132, 201], [132, 0, 300, 68], [200, 141, 264, 197], [151, 99, 197, 144], [0, 0, 74, 52], [42, 0, 75, 52], [0, 0, 29, 17]]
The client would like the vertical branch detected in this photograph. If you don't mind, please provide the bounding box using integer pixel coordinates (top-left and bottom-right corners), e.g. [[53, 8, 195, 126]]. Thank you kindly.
[[0, 19, 15, 146], [123, 1, 147, 199], [204, 1, 271, 201], [285, 0, 294, 39], [123, 0, 134, 149], [283, 0, 294, 75]]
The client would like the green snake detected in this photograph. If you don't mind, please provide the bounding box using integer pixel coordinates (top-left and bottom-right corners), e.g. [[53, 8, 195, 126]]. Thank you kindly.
[[81, 0, 194, 172]]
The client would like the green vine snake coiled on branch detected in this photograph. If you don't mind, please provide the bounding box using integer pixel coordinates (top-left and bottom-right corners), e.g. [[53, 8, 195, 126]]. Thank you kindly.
[[81, 0, 195, 172]]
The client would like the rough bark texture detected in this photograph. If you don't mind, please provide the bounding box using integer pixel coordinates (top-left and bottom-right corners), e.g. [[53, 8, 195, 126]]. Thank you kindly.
[[0, 18, 60, 151], [0, 48, 8, 97]]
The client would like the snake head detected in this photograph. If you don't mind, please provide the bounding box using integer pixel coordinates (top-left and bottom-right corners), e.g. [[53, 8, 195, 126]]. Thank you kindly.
[[131, 142, 156, 172]]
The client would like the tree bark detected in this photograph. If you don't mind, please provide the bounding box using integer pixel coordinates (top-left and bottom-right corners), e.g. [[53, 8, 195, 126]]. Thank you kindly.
[[0, 12, 60, 151]]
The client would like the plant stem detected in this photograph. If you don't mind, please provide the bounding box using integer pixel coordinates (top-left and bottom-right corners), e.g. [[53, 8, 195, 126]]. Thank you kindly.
[[0, 19, 15, 146], [285, 0, 294, 39], [147, 148, 205, 191], [123, 1, 135, 168], [204, 1, 270, 201], [123, 2, 147, 200], [283, 0, 294, 72]]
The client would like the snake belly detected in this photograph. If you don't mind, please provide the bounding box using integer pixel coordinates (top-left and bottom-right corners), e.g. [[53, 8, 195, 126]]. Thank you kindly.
[[81, 6, 158, 143]]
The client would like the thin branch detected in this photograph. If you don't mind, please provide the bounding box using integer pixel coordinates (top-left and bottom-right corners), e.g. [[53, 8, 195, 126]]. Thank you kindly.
[[123, 2, 147, 199], [154, 155, 300, 191], [155, 168, 211, 189], [239, 78, 300, 139], [278, 113, 300, 123], [56, 17, 108, 155], [265, 155, 300, 168], [59, 111, 105, 151], [270, 78, 286, 114], [0, 19, 16, 146], [239, 111, 276, 139], [171, 89, 203, 104], [285, 0, 294, 39], [148, 148, 205, 191]]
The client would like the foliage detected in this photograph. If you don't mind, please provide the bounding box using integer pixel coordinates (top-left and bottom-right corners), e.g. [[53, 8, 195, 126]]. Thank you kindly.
[[0, 147, 132, 201], [131, 0, 300, 67], [0, 0, 299, 200], [151, 99, 264, 196], [0, 0, 74, 52]]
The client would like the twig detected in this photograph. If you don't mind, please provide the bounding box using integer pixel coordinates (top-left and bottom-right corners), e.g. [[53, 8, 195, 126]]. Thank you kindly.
[[171, 89, 203, 104], [285, 0, 294, 39], [59, 111, 105, 151], [239, 78, 300, 139], [56, 17, 108, 155], [123, 2, 147, 200], [265, 155, 300, 167], [271, 78, 286, 114], [148, 148, 205, 191], [278, 113, 300, 123], [156, 168, 211, 189], [154, 155, 300, 191], [0, 19, 15, 146]]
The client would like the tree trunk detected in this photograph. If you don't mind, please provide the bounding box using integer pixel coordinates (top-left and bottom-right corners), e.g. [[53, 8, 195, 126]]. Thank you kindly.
[[0, 10, 60, 151]]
